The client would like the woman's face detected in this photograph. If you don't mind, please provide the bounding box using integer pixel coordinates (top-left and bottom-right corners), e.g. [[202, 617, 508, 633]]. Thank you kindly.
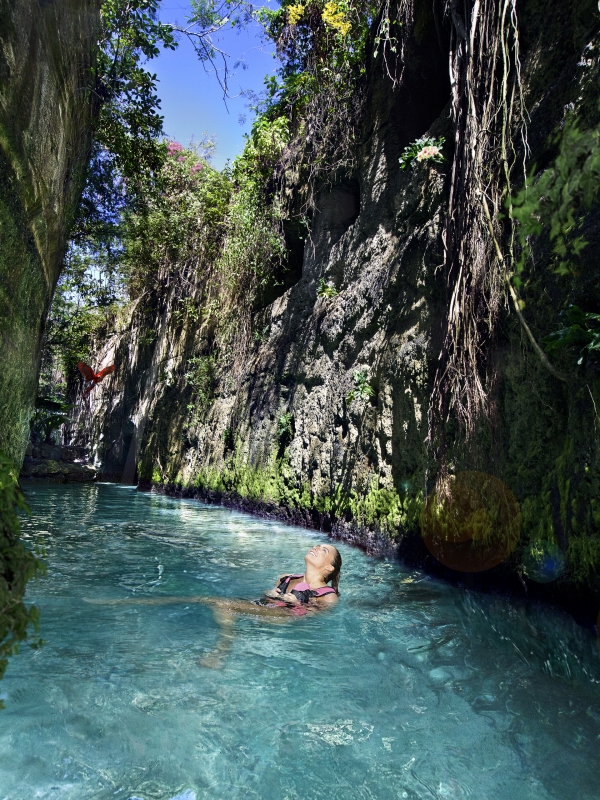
[[305, 543, 337, 577]]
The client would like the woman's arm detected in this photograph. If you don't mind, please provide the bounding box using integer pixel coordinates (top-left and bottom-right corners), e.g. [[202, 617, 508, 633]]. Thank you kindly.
[[279, 591, 337, 607], [280, 592, 300, 605], [264, 573, 296, 599], [263, 576, 284, 599]]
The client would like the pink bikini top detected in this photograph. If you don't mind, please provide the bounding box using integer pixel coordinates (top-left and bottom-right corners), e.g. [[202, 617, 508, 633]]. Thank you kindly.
[[276, 574, 337, 604]]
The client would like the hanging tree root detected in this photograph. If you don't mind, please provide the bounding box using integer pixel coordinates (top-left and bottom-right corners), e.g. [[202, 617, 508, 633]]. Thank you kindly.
[[429, 0, 522, 440], [427, 0, 565, 454]]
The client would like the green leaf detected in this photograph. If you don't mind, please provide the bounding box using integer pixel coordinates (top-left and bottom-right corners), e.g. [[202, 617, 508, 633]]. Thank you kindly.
[[508, 112, 600, 277], [0, 451, 46, 704]]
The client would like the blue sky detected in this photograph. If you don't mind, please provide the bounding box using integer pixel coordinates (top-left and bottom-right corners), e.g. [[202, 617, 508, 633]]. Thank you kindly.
[[154, 3, 279, 169]]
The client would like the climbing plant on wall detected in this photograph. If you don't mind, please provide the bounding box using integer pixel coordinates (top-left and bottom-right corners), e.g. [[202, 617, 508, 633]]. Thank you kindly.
[[427, 0, 529, 453], [510, 113, 600, 279], [257, 0, 380, 207], [0, 453, 45, 706]]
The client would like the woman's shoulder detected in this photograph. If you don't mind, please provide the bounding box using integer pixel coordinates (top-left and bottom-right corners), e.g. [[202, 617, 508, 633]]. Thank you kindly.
[[313, 591, 338, 606]]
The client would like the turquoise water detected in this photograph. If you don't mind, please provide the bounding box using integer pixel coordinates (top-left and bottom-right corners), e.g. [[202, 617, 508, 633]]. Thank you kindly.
[[1, 483, 600, 800]]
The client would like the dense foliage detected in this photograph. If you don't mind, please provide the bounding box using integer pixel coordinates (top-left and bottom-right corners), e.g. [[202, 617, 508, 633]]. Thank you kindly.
[[71, 0, 250, 280], [121, 117, 289, 375], [508, 111, 600, 368], [0, 453, 45, 705], [94, 0, 176, 177], [511, 114, 600, 280], [71, 0, 175, 254], [256, 0, 379, 203], [123, 139, 231, 298], [44, 0, 260, 407], [542, 306, 600, 367]]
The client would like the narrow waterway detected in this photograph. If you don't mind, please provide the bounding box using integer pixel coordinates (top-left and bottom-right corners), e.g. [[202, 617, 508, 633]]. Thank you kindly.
[[1, 483, 599, 800]]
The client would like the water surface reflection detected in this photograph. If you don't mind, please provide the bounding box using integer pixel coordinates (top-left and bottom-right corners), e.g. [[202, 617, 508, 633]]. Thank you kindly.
[[0, 483, 598, 800]]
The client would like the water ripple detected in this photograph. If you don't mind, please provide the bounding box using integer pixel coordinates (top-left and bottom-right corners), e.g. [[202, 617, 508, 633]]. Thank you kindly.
[[2, 483, 599, 800]]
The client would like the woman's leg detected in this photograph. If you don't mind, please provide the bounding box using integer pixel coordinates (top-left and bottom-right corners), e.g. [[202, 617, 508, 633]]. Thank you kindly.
[[84, 595, 292, 618], [199, 605, 236, 669], [204, 598, 294, 618], [84, 595, 208, 606], [84, 595, 294, 669]]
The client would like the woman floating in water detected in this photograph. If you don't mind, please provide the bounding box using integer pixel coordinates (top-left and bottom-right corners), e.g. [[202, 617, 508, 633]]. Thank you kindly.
[[260, 542, 341, 611], [86, 542, 342, 667]]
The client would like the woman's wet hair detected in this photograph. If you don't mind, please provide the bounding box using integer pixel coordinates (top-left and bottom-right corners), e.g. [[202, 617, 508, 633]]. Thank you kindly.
[[327, 547, 342, 593]]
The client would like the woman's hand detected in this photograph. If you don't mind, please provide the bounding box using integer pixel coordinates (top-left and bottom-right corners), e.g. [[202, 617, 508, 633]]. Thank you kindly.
[[264, 588, 282, 600], [281, 592, 300, 605]]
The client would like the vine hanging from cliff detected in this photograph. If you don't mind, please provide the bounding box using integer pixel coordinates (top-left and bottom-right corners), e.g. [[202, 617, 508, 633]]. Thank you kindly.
[[372, 0, 414, 86], [428, 0, 527, 450], [258, 0, 379, 210], [212, 117, 289, 382]]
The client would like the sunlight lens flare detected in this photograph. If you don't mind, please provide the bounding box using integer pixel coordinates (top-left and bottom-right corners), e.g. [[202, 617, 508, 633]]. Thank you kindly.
[[420, 471, 521, 572], [521, 541, 566, 583]]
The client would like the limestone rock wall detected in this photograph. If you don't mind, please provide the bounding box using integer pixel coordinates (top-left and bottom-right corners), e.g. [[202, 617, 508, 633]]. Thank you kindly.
[[0, 0, 100, 466], [83, 0, 600, 612]]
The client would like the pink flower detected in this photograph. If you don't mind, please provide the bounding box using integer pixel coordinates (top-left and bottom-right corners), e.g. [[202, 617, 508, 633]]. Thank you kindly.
[[191, 162, 203, 174], [416, 145, 440, 162], [167, 141, 183, 156], [177, 156, 186, 162]]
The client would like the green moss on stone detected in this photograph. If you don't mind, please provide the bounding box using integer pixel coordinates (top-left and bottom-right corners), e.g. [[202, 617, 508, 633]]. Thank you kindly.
[[161, 443, 423, 539]]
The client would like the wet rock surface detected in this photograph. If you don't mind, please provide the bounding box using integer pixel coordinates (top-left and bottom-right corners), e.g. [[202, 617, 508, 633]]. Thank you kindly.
[[20, 443, 96, 482]]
